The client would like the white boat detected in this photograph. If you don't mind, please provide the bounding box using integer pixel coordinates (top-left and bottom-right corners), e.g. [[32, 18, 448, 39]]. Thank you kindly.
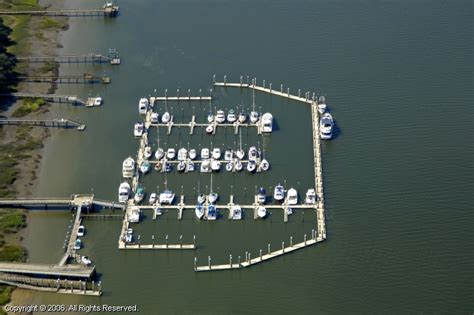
[[134, 122, 144, 137], [144, 146, 152, 160], [189, 149, 197, 160], [166, 148, 176, 160], [212, 148, 221, 160], [201, 148, 210, 159], [177, 148, 188, 161], [257, 187, 266, 204], [139, 161, 151, 174], [238, 112, 246, 123], [206, 124, 214, 134], [163, 162, 172, 172], [134, 186, 145, 203], [318, 95, 326, 105], [227, 109, 237, 123], [161, 111, 171, 123], [149, 192, 157, 204], [128, 206, 140, 223], [261, 113, 273, 133], [248, 146, 258, 161], [234, 160, 243, 171], [207, 113, 214, 123], [94, 97, 102, 106], [138, 98, 149, 115], [260, 159, 270, 171], [122, 157, 135, 178], [154, 206, 163, 217], [287, 188, 298, 205], [211, 160, 221, 171], [118, 181, 131, 203], [197, 193, 206, 205], [274, 184, 285, 202], [225, 161, 233, 172], [177, 161, 186, 172], [195, 204, 205, 220], [287, 207, 293, 215], [246, 161, 256, 173], [150, 112, 159, 123], [317, 103, 327, 114], [235, 149, 245, 159], [257, 206, 267, 218], [155, 147, 164, 160], [305, 189, 316, 204], [185, 161, 195, 172], [231, 205, 242, 220], [215, 110, 226, 123], [208, 192, 218, 204], [206, 204, 217, 220], [81, 256, 92, 266], [73, 239, 82, 250], [125, 233, 133, 243], [224, 149, 233, 161], [200, 160, 211, 173], [319, 112, 334, 140], [250, 111, 259, 123], [159, 189, 175, 204]]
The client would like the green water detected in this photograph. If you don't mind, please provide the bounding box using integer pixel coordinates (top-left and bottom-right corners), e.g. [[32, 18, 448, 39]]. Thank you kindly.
[[22, 0, 473, 313]]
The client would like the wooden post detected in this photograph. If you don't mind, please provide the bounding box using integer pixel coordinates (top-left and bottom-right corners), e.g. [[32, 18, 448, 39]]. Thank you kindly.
[[312, 229, 315, 240], [238, 255, 241, 267], [282, 241, 285, 253], [248, 253, 251, 265], [229, 254, 232, 266], [208, 256, 211, 270], [194, 257, 197, 271], [304, 234, 307, 245], [269, 83, 272, 92], [290, 236, 293, 247], [268, 243, 271, 255], [193, 235, 196, 248], [260, 249, 263, 261], [280, 84, 283, 93]]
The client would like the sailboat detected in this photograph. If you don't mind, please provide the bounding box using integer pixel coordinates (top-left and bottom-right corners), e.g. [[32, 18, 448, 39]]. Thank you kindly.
[[195, 181, 205, 219], [155, 127, 164, 160], [250, 80, 259, 123], [235, 130, 245, 159], [208, 173, 218, 204], [207, 100, 214, 123], [162, 100, 171, 123]]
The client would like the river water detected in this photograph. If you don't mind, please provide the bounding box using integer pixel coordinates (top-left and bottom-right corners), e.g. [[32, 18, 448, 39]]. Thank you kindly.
[[22, 0, 473, 313]]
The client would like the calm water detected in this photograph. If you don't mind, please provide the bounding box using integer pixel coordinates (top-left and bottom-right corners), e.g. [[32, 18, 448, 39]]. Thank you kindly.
[[21, 0, 473, 313]]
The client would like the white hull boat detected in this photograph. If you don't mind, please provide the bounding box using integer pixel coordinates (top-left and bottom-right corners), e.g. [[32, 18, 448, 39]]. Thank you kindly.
[[212, 148, 221, 160], [227, 109, 237, 123], [144, 146, 153, 160], [201, 148, 210, 159], [177, 148, 188, 161], [118, 182, 131, 203], [234, 160, 243, 172], [207, 113, 214, 123], [186, 161, 195, 172], [250, 111, 259, 123], [247, 161, 256, 173], [261, 112, 273, 133], [200, 160, 211, 173], [287, 188, 298, 205], [189, 149, 197, 160], [231, 205, 242, 220], [211, 160, 221, 171], [149, 193, 157, 205], [166, 148, 176, 160], [257, 206, 267, 219], [128, 206, 141, 223], [225, 162, 233, 172], [235, 149, 245, 160], [159, 190, 175, 205], [134, 122, 144, 137], [177, 161, 186, 172], [305, 189, 316, 204], [320, 112, 334, 140], [274, 184, 285, 202], [138, 98, 149, 115], [215, 110, 226, 123], [206, 204, 217, 220], [195, 204, 205, 220], [161, 111, 171, 123], [122, 157, 135, 178], [155, 148, 164, 160], [150, 112, 159, 123], [208, 192, 218, 204], [238, 112, 246, 123], [260, 159, 270, 171]]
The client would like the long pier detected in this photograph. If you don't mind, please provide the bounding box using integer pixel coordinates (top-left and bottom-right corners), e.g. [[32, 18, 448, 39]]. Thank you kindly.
[[18, 74, 111, 84], [1, 93, 86, 106], [0, 118, 86, 131], [17, 53, 119, 65], [150, 96, 211, 103], [0, 6, 119, 17], [0, 195, 124, 210]]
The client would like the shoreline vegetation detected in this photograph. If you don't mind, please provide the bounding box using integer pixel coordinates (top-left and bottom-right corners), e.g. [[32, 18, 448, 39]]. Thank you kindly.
[[0, 0, 68, 312]]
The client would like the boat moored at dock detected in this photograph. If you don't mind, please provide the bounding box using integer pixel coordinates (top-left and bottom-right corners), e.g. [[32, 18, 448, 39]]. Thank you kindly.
[[320, 112, 334, 140], [118, 181, 131, 203], [122, 157, 135, 178], [138, 98, 149, 115], [134, 122, 144, 137], [261, 113, 273, 133]]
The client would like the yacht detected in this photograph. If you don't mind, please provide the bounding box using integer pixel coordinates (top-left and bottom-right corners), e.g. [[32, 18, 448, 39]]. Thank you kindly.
[[122, 157, 135, 178], [144, 146, 153, 160], [257, 206, 267, 219], [149, 192, 157, 205], [238, 112, 246, 123], [234, 160, 243, 172], [319, 112, 334, 140], [206, 124, 214, 134], [177, 148, 188, 161], [211, 160, 221, 171], [139, 161, 151, 174], [195, 204, 205, 220], [208, 192, 218, 204], [134, 186, 145, 203], [118, 182, 131, 203], [261, 113, 273, 133], [128, 206, 141, 223], [185, 160, 195, 172], [177, 161, 186, 172], [206, 204, 217, 220], [212, 148, 221, 160], [257, 187, 266, 204], [225, 161, 233, 172], [248, 146, 258, 161], [94, 97, 102, 106], [161, 111, 171, 123], [274, 184, 285, 202], [260, 159, 270, 171], [189, 149, 197, 160], [150, 112, 159, 123], [138, 98, 149, 115], [201, 148, 210, 159], [197, 193, 206, 205], [134, 122, 144, 137], [155, 147, 164, 160], [250, 111, 259, 123], [215, 110, 226, 123], [166, 148, 176, 160], [246, 161, 256, 173], [231, 205, 242, 220], [200, 160, 211, 173], [305, 189, 316, 204], [227, 109, 237, 123], [159, 190, 175, 204], [287, 188, 298, 205], [224, 149, 233, 161]]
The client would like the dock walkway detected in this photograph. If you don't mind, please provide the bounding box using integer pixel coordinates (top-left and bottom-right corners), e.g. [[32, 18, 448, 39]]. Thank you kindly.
[[0, 6, 119, 17], [1, 93, 87, 106], [0, 118, 86, 131]]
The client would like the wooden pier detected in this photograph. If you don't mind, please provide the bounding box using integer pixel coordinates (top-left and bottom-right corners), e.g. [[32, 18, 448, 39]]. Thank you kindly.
[[0, 6, 119, 18], [17, 53, 120, 65], [0, 118, 86, 131], [150, 96, 211, 103], [0, 194, 124, 210], [18, 73, 111, 84], [1, 93, 87, 106]]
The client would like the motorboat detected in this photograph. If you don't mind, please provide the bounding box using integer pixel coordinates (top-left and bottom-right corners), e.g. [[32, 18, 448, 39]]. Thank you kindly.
[[261, 113, 273, 133], [215, 110, 226, 123], [208, 192, 218, 204], [81, 256, 92, 266], [134, 122, 144, 137], [118, 181, 131, 203], [138, 98, 149, 115], [257, 206, 267, 219], [305, 189, 316, 204], [122, 157, 135, 178], [257, 187, 266, 204], [177, 148, 188, 161], [317, 103, 327, 114], [144, 146, 153, 160], [161, 111, 171, 123], [195, 204, 205, 220], [125, 233, 133, 243], [73, 239, 82, 250], [287, 188, 298, 205], [155, 147, 164, 160], [224, 149, 233, 161], [139, 161, 151, 174], [225, 161, 233, 172], [207, 204, 217, 220], [134, 186, 145, 203], [197, 193, 206, 205], [248, 146, 258, 161], [234, 160, 243, 171], [207, 112, 214, 123], [164, 162, 172, 172], [274, 184, 285, 202], [211, 160, 221, 171], [200, 160, 211, 173], [154, 161, 162, 171], [150, 112, 159, 123], [166, 148, 176, 160], [159, 189, 175, 204], [250, 111, 259, 123], [227, 109, 237, 123], [189, 149, 197, 160], [177, 161, 186, 172], [154, 206, 163, 217], [185, 161, 195, 172], [231, 205, 242, 220], [238, 112, 246, 123], [212, 148, 221, 160], [94, 97, 102, 106], [260, 159, 270, 171], [319, 112, 334, 140], [128, 206, 140, 223], [287, 207, 293, 215], [201, 148, 210, 159], [77, 225, 85, 237], [246, 161, 256, 173], [206, 124, 214, 134], [149, 192, 157, 204], [235, 149, 245, 160]]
